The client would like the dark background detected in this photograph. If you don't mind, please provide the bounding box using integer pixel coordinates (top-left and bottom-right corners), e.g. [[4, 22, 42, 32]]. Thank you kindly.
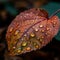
[[0, 0, 60, 60]]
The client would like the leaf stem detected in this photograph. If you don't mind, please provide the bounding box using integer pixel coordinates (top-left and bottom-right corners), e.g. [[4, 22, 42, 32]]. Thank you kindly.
[[49, 9, 60, 18]]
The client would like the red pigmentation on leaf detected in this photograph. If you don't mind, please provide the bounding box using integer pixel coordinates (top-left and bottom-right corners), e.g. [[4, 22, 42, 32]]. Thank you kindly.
[[6, 8, 60, 56]]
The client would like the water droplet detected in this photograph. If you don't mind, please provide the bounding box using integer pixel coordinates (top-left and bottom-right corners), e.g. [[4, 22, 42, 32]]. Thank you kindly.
[[9, 27, 13, 32], [55, 18, 57, 19], [53, 22, 56, 24], [46, 27, 50, 31], [51, 21, 56, 27], [35, 28, 38, 32], [40, 38, 43, 42], [17, 50, 21, 53], [22, 42, 27, 47], [13, 46, 16, 49], [17, 47, 22, 53], [26, 47, 31, 51], [35, 45, 39, 48], [30, 33, 35, 37], [39, 25, 43, 28], [24, 34, 27, 37], [41, 30, 44, 33], [15, 30, 20, 35], [33, 42, 37, 45], [53, 22, 56, 27]]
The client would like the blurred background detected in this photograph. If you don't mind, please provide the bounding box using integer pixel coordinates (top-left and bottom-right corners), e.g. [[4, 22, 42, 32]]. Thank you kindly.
[[0, 0, 60, 60]]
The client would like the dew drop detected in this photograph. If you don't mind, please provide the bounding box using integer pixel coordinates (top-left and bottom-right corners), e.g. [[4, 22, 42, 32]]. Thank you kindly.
[[14, 30, 20, 35], [39, 25, 43, 28], [9, 27, 13, 32], [35, 28, 39, 32], [35, 45, 39, 48], [26, 47, 31, 51], [22, 42, 27, 47], [41, 30, 44, 33], [46, 27, 50, 31], [30, 33, 35, 37]]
